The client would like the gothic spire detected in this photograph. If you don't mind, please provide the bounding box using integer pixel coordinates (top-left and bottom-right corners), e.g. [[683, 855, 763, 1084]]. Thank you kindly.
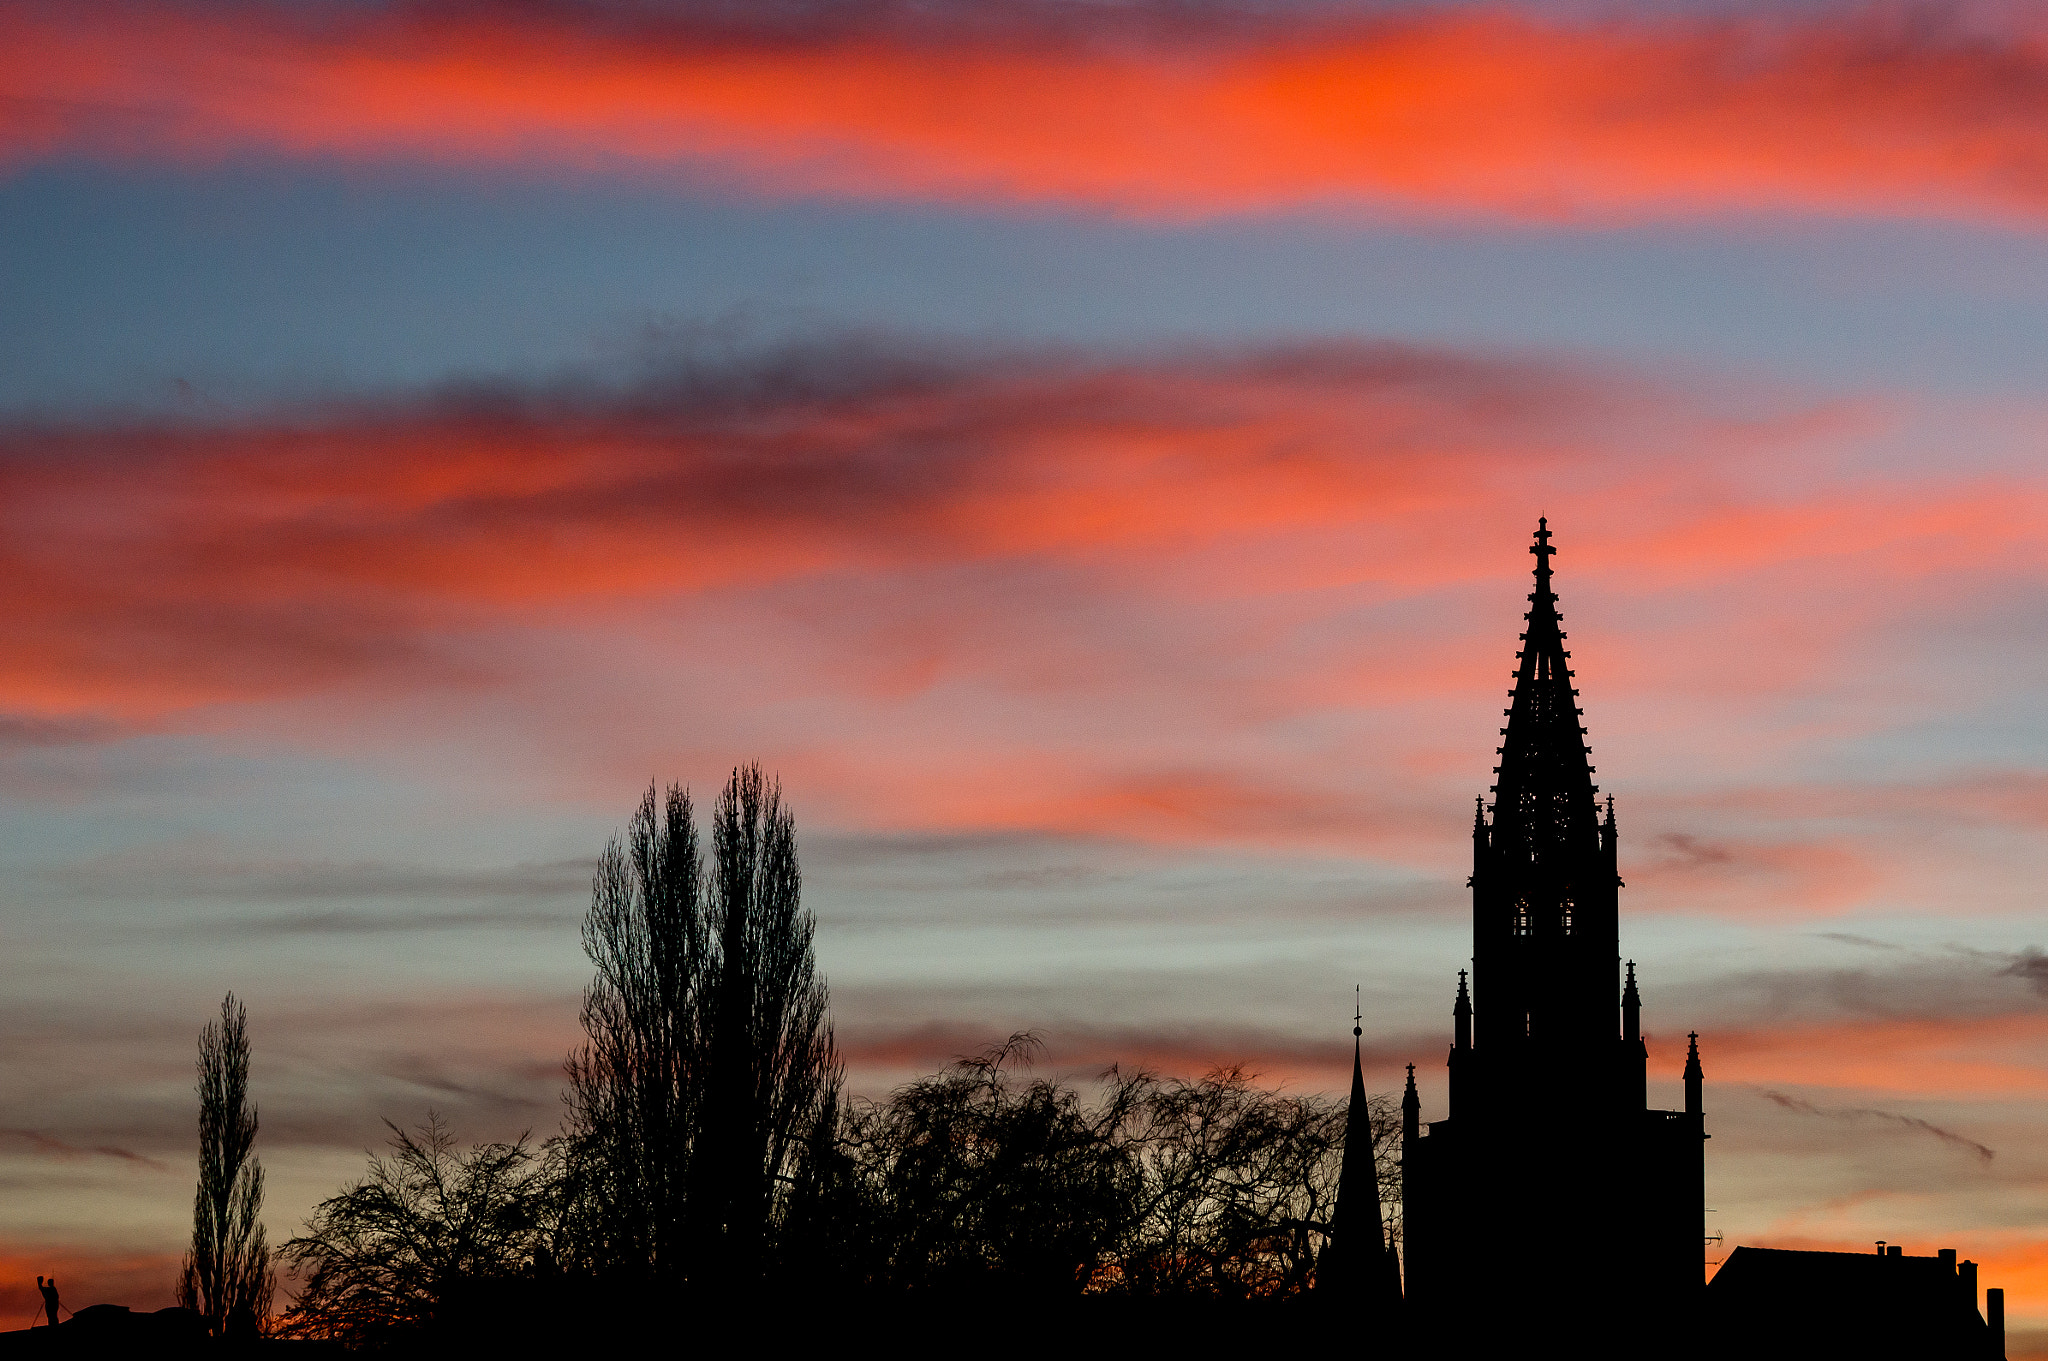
[[1489, 518, 1602, 877], [1327, 993, 1400, 1305]]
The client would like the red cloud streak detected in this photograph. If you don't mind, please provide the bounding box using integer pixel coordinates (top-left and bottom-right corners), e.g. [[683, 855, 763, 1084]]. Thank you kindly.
[[0, 344, 2037, 729], [6, 2, 2048, 222]]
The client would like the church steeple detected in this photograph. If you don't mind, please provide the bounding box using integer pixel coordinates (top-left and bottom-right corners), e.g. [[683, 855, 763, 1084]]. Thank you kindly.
[[1325, 988, 1400, 1305], [1471, 520, 1623, 1065], [1397, 521, 1707, 1325], [1490, 516, 1602, 893]]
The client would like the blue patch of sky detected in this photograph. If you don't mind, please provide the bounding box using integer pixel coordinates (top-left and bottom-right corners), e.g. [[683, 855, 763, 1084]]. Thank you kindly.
[[6, 163, 2048, 416]]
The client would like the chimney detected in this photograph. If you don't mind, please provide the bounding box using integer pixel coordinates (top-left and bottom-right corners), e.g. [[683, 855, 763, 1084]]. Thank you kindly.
[[1989, 1287, 2005, 1358], [1941, 1249, 1957, 1271], [1960, 1260, 1978, 1314], [1888, 1246, 1902, 1258]]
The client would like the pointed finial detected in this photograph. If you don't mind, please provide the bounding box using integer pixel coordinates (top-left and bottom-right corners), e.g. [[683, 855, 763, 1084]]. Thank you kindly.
[[1530, 517, 1557, 589], [1354, 984, 1362, 1038], [1626, 960, 1636, 982]]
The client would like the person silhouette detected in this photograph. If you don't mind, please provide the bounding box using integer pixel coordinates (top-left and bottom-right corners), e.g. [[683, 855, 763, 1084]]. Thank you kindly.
[[36, 1276, 59, 1327]]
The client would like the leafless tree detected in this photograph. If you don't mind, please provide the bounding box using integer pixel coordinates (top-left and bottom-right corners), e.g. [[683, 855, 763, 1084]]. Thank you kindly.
[[693, 764, 841, 1285], [837, 1040, 1397, 1300], [177, 993, 273, 1335], [838, 1034, 1144, 1294], [1121, 1066, 1373, 1296], [561, 782, 706, 1281], [280, 1116, 547, 1345], [561, 769, 839, 1290]]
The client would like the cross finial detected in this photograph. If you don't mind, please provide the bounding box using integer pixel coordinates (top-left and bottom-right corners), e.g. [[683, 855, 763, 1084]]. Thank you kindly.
[[1530, 517, 1556, 588], [1353, 984, 1362, 1038]]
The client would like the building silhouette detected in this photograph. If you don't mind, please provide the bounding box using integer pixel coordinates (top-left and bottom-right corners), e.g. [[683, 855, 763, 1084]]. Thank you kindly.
[[1707, 1245, 2002, 1356], [1387, 520, 1704, 1328], [1321, 520, 2009, 1355]]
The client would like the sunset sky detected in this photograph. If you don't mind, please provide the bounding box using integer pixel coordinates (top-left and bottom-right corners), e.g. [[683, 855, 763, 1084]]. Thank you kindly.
[[6, 0, 2048, 1341]]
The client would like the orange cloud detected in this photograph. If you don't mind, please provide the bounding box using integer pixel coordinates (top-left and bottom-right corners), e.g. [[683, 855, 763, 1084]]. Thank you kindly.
[[5, 3, 2048, 223], [1708, 1014, 2048, 1099], [0, 341, 2041, 760], [0, 343, 1643, 720]]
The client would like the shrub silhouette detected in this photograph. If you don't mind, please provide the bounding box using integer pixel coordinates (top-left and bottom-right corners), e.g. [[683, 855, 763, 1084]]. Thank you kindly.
[[280, 1116, 548, 1345]]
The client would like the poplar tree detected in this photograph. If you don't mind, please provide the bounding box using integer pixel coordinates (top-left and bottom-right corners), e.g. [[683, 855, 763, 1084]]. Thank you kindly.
[[178, 993, 274, 1334], [563, 767, 840, 1290], [562, 783, 707, 1280], [694, 764, 841, 1285]]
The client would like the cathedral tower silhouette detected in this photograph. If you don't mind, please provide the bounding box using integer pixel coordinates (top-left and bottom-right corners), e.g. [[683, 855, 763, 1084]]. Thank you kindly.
[[1397, 520, 1706, 1323]]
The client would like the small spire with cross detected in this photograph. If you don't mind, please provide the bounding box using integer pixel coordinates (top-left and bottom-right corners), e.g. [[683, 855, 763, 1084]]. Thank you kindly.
[[1353, 984, 1362, 1038]]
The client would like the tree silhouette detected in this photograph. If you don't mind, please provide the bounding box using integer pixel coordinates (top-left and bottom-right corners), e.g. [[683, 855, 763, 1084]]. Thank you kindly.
[[831, 1035, 1387, 1300], [561, 782, 706, 1281], [177, 992, 273, 1335], [561, 767, 839, 1291], [693, 764, 841, 1287], [839, 1034, 1143, 1294], [280, 1116, 548, 1345], [1123, 1064, 1362, 1297]]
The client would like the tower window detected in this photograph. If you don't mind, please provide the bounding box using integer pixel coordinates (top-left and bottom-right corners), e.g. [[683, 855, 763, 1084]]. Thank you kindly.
[[1511, 897, 1532, 936]]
